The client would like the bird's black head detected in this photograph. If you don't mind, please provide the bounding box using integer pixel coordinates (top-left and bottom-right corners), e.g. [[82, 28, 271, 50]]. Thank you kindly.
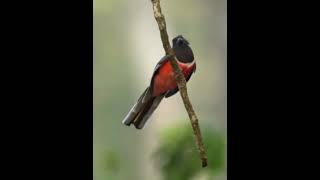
[[172, 35, 194, 63]]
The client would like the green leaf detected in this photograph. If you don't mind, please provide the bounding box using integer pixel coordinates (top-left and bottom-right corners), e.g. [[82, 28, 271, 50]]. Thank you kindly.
[[153, 122, 225, 180]]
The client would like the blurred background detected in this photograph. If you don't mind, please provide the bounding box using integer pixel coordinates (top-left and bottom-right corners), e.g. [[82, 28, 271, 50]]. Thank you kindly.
[[93, 0, 226, 179]]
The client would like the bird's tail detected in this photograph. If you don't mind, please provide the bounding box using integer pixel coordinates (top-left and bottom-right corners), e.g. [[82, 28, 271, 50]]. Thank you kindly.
[[122, 87, 164, 129]]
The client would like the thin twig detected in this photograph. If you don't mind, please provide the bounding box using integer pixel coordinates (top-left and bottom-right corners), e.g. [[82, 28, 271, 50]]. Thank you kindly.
[[150, 0, 208, 167]]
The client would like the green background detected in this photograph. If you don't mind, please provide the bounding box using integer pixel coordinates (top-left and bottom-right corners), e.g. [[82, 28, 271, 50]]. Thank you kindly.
[[94, 0, 226, 179]]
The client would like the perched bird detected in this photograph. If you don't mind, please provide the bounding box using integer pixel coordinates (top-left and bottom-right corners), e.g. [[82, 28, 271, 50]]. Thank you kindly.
[[122, 35, 196, 129]]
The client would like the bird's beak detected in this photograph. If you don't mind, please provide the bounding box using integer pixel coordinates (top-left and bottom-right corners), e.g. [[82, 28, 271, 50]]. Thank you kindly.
[[177, 38, 183, 45]]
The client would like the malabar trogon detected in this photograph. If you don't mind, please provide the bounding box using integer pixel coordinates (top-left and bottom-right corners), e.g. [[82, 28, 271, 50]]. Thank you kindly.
[[122, 35, 196, 129]]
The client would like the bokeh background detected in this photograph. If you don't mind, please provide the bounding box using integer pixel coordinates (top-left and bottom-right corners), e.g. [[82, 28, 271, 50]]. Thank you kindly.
[[93, 0, 227, 179]]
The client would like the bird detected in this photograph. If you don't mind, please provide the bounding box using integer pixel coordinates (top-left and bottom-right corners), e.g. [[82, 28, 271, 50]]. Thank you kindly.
[[122, 35, 196, 129]]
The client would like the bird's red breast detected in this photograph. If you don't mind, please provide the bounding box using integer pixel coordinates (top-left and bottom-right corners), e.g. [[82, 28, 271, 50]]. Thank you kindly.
[[152, 59, 196, 97]]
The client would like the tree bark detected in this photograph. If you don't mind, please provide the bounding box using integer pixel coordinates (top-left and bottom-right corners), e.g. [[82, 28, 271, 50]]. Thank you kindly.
[[150, 0, 208, 167]]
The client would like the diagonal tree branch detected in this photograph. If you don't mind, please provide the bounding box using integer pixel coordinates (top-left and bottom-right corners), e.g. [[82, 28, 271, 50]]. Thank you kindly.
[[150, 0, 208, 167]]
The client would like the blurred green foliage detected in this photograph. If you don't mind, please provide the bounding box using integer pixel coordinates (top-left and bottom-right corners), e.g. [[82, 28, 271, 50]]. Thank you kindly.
[[94, 0, 226, 179], [103, 150, 120, 173], [153, 122, 225, 180]]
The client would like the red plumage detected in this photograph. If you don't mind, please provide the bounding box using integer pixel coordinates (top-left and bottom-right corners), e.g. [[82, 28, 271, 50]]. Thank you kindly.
[[152, 59, 196, 96]]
